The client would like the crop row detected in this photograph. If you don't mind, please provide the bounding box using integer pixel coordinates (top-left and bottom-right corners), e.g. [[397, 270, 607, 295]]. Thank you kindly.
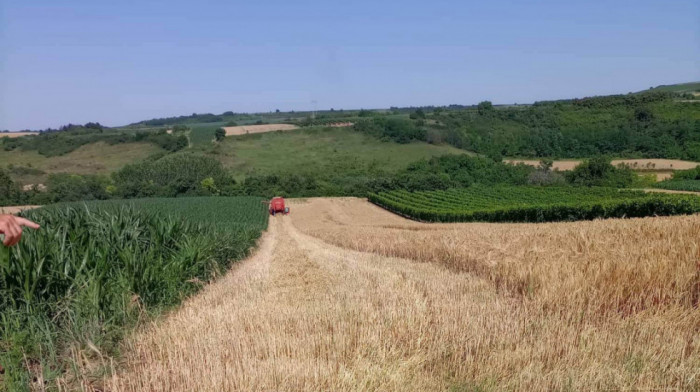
[[654, 180, 700, 192], [0, 197, 268, 388], [369, 186, 700, 223]]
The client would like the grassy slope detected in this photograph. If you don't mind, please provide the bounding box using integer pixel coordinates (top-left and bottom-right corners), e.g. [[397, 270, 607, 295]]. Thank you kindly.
[[0, 142, 164, 184], [643, 82, 700, 93], [206, 127, 469, 179], [2, 127, 469, 184]]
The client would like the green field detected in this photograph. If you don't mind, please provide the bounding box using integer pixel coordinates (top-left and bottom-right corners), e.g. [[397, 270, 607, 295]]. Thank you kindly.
[[89, 196, 269, 230], [369, 186, 700, 223], [654, 180, 700, 192], [211, 127, 468, 179], [0, 142, 164, 184], [0, 197, 268, 389], [644, 82, 700, 94]]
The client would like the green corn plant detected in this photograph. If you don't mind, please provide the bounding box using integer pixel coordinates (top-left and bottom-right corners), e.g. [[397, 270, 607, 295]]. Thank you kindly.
[[1, 196, 268, 387]]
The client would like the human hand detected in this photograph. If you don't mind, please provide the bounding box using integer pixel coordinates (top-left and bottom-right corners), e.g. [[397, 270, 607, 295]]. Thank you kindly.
[[0, 214, 40, 246]]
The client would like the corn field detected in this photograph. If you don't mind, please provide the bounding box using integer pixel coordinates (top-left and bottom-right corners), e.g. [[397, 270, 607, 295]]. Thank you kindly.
[[0, 197, 267, 390]]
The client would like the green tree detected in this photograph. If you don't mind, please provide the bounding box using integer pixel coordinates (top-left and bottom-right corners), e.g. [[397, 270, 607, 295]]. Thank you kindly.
[[200, 177, 218, 194], [409, 109, 426, 119], [477, 101, 494, 115], [0, 169, 22, 206], [565, 156, 636, 187], [215, 128, 226, 141]]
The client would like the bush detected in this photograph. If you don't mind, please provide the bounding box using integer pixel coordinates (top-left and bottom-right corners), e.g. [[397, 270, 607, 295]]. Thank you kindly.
[[0, 169, 24, 206], [528, 159, 565, 185], [565, 156, 636, 187], [39, 173, 112, 203], [528, 170, 566, 186], [353, 117, 426, 143], [215, 128, 226, 141]]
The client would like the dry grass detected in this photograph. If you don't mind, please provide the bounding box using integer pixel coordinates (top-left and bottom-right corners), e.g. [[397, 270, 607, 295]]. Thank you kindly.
[[223, 124, 299, 136], [106, 197, 700, 391]]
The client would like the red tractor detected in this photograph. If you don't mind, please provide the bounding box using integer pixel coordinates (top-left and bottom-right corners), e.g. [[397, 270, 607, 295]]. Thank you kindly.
[[268, 197, 289, 216]]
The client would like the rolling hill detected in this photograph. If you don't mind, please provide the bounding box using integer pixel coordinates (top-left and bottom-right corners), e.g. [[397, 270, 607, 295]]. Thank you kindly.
[[2, 81, 699, 197]]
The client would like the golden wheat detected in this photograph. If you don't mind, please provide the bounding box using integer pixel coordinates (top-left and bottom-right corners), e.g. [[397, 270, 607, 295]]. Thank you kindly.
[[105, 197, 700, 391]]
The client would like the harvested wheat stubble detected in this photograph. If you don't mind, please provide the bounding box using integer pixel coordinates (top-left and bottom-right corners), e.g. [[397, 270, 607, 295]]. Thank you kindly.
[[108, 198, 700, 391], [223, 124, 299, 136]]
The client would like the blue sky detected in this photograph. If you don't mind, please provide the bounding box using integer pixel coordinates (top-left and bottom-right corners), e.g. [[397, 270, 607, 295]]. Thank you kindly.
[[1, 0, 698, 130]]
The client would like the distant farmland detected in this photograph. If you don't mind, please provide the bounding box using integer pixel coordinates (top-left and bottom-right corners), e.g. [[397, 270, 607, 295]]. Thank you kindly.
[[0, 132, 39, 138], [223, 124, 299, 136], [506, 158, 700, 181]]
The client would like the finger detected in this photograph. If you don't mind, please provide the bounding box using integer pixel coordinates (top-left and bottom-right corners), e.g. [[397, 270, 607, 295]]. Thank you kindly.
[[5, 224, 20, 246], [2, 227, 15, 246], [14, 217, 40, 230]]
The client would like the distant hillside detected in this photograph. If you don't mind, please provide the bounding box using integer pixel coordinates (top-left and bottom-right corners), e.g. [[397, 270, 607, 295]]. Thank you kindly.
[[3, 82, 700, 191], [643, 82, 700, 94], [208, 127, 468, 180]]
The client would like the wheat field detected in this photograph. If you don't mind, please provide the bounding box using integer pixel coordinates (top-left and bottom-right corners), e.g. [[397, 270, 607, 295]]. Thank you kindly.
[[105, 197, 700, 391]]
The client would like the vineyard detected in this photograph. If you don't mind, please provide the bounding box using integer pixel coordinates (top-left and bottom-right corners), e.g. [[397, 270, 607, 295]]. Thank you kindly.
[[0, 197, 267, 390], [369, 186, 700, 222], [655, 179, 700, 192]]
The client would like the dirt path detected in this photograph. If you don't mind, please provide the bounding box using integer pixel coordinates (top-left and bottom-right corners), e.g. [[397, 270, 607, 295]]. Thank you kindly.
[[109, 198, 700, 391]]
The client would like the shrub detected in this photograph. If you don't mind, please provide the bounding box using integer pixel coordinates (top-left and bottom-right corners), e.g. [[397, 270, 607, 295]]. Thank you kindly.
[[0, 169, 23, 206], [565, 156, 636, 187], [215, 128, 226, 141], [40, 173, 112, 203], [353, 117, 426, 143]]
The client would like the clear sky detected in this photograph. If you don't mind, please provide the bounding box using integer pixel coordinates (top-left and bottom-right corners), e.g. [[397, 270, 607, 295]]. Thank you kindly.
[[1, 0, 698, 130]]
